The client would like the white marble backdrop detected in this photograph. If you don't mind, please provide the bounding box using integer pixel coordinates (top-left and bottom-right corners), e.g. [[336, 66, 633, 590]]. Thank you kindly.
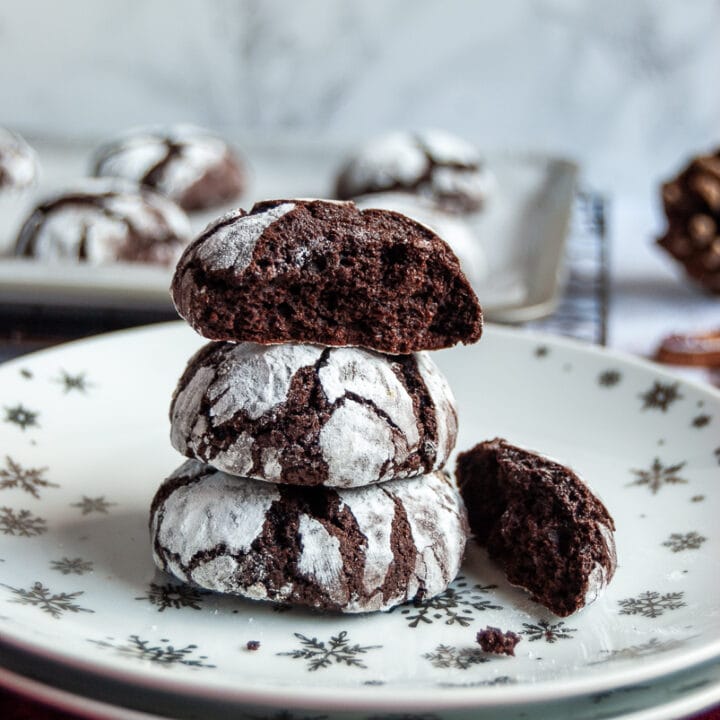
[[1, 0, 719, 191]]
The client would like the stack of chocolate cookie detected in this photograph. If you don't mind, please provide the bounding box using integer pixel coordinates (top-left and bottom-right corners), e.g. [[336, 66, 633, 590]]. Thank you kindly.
[[150, 199, 483, 613]]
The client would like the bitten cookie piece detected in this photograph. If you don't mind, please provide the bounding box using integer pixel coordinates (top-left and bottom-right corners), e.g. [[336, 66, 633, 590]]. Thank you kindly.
[[335, 130, 493, 213], [456, 438, 616, 617], [657, 149, 720, 293], [171, 199, 482, 354], [14, 179, 191, 265], [0, 127, 37, 192], [150, 460, 469, 613], [170, 341, 457, 487], [92, 125, 245, 211]]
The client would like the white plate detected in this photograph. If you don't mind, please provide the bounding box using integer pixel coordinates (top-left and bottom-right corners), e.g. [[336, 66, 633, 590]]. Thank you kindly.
[[0, 139, 576, 321], [0, 323, 718, 715]]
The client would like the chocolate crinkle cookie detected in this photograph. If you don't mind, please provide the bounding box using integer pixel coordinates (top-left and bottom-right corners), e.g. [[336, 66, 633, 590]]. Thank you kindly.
[[476, 626, 521, 656], [14, 179, 191, 265], [171, 199, 482, 354], [150, 460, 469, 613], [0, 127, 38, 192], [91, 125, 245, 211], [335, 129, 494, 213], [658, 149, 720, 293], [456, 438, 616, 617], [170, 341, 457, 488]]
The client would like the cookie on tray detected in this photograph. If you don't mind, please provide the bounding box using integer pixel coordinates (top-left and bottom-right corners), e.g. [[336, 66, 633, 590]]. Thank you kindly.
[[456, 438, 617, 617], [335, 129, 493, 213], [14, 179, 191, 265], [91, 125, 245, 211], [150, 459, 469, 613], [171, 198, 483, 354], [170, 341, 457, 487]]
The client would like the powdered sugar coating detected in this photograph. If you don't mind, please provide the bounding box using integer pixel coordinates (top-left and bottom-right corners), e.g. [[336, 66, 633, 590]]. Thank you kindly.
[[318, 347, 419, 447], [354, 192, 487, 283], [151, 459, 279, 587], [414, 351, 458, 462], [296, 514, 347, 605], [319, 400, 396, 488], [170, 342, 457, 487], [0, 127, 38, 191], [92, 125, 245, 209], [194, 202, 295, 275], [150, 462, 468, 613], [337, 130, 493, 213], [14, 178, 191, 265]]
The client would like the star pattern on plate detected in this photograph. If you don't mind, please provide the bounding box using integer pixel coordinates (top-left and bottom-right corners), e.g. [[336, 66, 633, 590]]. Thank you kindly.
[[639, 382, 683, 412], [70, 496, 117, 515], [3, 404, 39, 431]]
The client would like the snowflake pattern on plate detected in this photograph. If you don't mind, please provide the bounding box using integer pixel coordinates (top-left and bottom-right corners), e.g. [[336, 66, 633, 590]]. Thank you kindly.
[[639, 382, 683, 412], [2, 581, 93, 618], [392, 577, 501, 628], [521, 620, 577, 643], [89, 634, 215, 668], [278, 632, 381, 672], [598, 370, 621, 387], [54, 370, 93, 394], [135, 581, 206, 611], [662, 532, 707, 553], [3, 404, 39, 431], [50, 557, 94, 575], [618, 591, 686, 618], [423, 644, 490, 669], [0, 456, 56, 498], [0, 507, 46, 537], [588, 637, 688, 665], [628, 458, 687, 494], [70, 496, 117, 515]]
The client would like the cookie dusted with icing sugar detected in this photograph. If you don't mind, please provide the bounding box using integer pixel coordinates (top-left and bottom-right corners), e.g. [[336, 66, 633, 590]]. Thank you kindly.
[[456, 438, 617, 617], [170, 341, 457, 488], [171, 199, 482, 354], [0, 127, 38, 192], [336, 130, 494, 213], [14, 179, 191, 265], [150, 460, 469, 613], [91, 125, 245, 211]]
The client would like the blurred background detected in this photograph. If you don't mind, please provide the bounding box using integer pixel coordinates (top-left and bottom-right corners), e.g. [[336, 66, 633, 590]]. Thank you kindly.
[[2, 0, 718, 192]]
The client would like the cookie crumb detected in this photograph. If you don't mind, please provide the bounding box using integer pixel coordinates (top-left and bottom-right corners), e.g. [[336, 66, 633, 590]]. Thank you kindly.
[[246, 640, 260, 651], [476, 626, 520, 656]]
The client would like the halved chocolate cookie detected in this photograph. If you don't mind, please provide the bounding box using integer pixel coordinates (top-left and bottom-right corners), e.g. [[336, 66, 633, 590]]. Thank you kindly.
[[456, 438, 616, 617], [171, 199, 483, 354], [170, 341, 457, 487], [150, 460, 469, 613]]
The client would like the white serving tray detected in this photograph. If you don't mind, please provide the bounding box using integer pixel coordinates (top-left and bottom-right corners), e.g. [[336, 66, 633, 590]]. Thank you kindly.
[[0, 139, 576, 321]]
